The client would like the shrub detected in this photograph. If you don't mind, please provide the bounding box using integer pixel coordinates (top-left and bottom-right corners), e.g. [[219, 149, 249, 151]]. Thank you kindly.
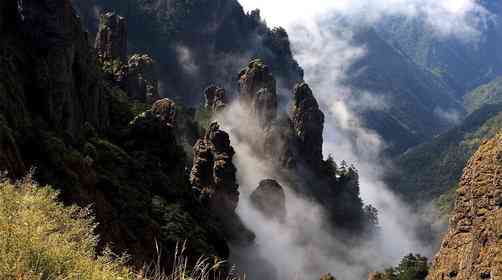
[[0, 174, 240, 280], [0, 174, 133, 279]]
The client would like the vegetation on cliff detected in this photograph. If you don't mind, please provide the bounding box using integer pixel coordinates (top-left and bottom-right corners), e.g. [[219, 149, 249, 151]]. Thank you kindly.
[[371, 254, 429, 280]]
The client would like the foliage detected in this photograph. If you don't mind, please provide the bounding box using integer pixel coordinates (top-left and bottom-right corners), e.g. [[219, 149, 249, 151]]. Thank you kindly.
[[0, 175, 134, 279], [194, 106, 212, 136], [0, 175, 241, 280], [373, 254, 429, 280]]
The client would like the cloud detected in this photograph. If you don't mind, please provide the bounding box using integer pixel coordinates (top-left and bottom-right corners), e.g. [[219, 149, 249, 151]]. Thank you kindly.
[[239, 0, 489, 39], [207, 0, 488, 278]]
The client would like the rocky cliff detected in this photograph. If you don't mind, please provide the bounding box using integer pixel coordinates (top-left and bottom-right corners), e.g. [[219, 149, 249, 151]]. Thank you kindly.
[[0, 0, 230, 269], [71, 0, 304, 105], [232, 59, 373, 232], [427, 133, 502, 280]]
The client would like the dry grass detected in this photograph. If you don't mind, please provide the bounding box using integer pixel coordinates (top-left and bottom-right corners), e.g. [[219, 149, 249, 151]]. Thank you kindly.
[[0, 174, 242, 280]]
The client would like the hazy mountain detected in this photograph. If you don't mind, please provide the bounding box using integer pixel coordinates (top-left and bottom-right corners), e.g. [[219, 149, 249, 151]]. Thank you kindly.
[[345, 27, 462, 155], [376, 1, 502, 95], [386, 102, 502, 205]]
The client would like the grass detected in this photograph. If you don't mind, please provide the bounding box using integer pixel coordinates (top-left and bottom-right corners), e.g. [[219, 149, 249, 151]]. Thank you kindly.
[[0, 173, 240, 280]]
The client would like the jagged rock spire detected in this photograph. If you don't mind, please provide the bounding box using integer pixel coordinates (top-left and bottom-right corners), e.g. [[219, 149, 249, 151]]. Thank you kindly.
[[238, 59, 278, 128], [190, 122, 239, 211], [95, 11, 127, 62], [292, 82, 325, 168]]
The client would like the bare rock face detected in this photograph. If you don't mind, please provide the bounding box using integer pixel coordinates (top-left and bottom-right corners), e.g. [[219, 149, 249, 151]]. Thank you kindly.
[[250, 179, 286, 222], [238, 59, 277, 128], [292, 82, 325, 168], [95, 11, 127, 63], [17, 0, 110, 136], [190, 122, 254, 243], [204, 85, 227, 113], [95, 12, 159, 103], [427, 133, 502, 280], [190, 122, 239, 211], [263, 113, 300, 169], [0, 117, 25, 177], [127, 54, 160, 103]]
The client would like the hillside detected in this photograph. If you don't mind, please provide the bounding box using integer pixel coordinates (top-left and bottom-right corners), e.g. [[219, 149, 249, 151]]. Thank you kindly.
[[0, 1, 376, 278], [464, 76, 502, 113], [376, 0, 502, 95], [345, 27, 462, 155], [386, 103, 502, 204], [427, 133, 502, 280]]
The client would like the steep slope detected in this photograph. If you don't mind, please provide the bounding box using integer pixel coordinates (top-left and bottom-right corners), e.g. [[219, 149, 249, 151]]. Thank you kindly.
[[0, 0, 230, 268], [71, 0, 303, 104], [427, 133, 502, 280], [386, 103, 502, 204], [376, 1, 502, 95], [346, 28, 462, 155], [464, 76, 502, 113]]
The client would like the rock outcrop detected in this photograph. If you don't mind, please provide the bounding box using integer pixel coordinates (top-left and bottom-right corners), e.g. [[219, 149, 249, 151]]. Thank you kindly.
[[239, 59, 278, 128], [427, 133, 502, 280], [129, 98, 178, 157], [95, 11, 127, 63], [190, 122, 239, 211], [96, 12, 159, 103], [190, 122, 255, 243], [127, 54, 159, 103], [204, 85, 227, 113], [250, 179, 286, 222], [292, 82, 325, 168]]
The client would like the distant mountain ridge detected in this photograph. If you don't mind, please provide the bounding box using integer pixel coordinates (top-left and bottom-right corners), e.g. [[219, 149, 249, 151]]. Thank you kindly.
[[344, 27, 463, 155], [375, 1, 502, 95]]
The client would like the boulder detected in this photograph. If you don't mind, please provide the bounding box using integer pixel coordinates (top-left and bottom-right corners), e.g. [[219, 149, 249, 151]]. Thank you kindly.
[[250, 179, 286, 222]]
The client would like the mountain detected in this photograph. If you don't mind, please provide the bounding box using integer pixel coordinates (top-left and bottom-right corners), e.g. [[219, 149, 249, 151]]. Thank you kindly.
[[376, 2, 502, 95], [386, 102, 502, 206], [344, 27, 462, 155], [0, 1, 376, 277], [71, 0, 303, 105], [427, 133, 502, 280], [0, 0, 235, 267]]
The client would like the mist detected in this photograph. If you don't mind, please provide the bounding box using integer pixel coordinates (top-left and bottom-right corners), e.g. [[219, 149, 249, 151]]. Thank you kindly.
[[211, 0, 491, 279]]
